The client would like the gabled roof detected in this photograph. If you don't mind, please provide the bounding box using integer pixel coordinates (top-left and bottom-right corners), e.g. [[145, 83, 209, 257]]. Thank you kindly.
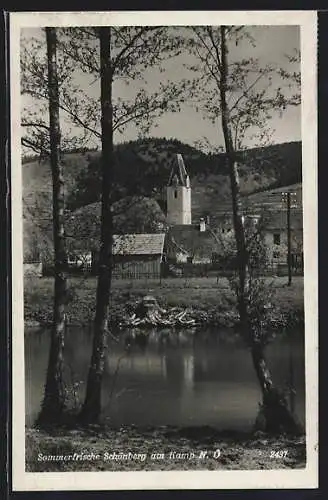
[[167, 154, 189, 187], [113, 233, 165, 255]]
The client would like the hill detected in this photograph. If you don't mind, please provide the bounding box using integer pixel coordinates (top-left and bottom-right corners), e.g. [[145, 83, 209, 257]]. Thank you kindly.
[[22, 138, 302, 259], [22, 138, 302, 205], [243, 182, 302, 211]]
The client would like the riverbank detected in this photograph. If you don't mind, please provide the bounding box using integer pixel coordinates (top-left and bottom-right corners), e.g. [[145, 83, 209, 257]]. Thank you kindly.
[[26, 424, 306, 472], [24, 276, 304, 329]]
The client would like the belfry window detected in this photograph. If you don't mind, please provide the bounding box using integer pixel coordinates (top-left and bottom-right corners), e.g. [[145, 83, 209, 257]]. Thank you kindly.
[[174, 189, 178, 199]]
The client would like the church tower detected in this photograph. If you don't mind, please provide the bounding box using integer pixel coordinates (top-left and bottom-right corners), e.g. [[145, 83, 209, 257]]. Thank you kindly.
[[166, 154, 191, 225]]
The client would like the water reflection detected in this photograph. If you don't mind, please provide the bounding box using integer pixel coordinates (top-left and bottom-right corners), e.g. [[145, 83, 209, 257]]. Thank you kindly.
[[25, 326, 305, 430]]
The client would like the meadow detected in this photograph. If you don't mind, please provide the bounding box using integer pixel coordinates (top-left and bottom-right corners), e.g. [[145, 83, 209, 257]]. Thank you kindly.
[[24, 275, 304, 328]]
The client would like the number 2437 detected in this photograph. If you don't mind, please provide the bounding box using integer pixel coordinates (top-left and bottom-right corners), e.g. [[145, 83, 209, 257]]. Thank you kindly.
[[270, 450, 288, 458]]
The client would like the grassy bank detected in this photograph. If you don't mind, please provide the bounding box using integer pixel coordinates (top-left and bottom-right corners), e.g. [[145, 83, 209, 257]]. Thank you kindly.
[[24, 276, 304, 329], [26, 424, 306, 472]]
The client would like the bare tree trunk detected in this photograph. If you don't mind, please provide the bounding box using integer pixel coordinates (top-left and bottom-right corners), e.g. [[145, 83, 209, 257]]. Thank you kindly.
[[219, 26, 300, 434], [37, 27, 67, 425], [79, 27, 113, 423], [251, 340, 301, 434], [219, 26, 249, 340]]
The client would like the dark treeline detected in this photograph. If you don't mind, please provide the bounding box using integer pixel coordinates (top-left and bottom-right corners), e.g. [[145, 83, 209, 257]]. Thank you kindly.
[[61, 138, 301, 210]]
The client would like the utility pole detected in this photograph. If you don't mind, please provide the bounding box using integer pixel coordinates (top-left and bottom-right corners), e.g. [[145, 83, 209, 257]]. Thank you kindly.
[[282, 191, 297, 286], [287, 192, 292, 286]]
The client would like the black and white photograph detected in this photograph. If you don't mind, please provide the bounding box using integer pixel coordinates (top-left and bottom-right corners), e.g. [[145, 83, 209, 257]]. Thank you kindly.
[[10, 10, 318, 491]]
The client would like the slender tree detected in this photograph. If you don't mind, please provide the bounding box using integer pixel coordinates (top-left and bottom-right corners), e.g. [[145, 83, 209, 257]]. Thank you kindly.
[[60, 27, 185, 423], [37, 27, 68, 425], [21, 26, 185, 423], [79, 27, 113, 422], [187, 26, 301, 433]]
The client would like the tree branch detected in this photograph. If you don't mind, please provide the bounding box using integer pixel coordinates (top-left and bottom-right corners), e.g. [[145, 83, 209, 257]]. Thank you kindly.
[[21, 137, 49, 156], [59, 96, 101, 139], [192, 27, 217, 68], [229, 71, 268, 114], [206, 26, 222, 72], [112, 27, 149, 73], [21, 122, 50, 130]]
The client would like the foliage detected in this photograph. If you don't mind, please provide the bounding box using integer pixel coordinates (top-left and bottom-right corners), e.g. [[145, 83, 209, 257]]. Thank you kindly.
[[21, 27, 190, 269], [21, 27, 188, 155], [183, 27, 300, 150], [65, 196, 166, 255], [65, 138, 301, 212], [22, 137, 301, 265], [185, 25, 300, 331], [182, 25, 301, 433]]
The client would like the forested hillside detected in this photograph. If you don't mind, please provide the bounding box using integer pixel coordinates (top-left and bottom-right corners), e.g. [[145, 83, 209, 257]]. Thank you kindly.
[[23, 138, 302, 259]]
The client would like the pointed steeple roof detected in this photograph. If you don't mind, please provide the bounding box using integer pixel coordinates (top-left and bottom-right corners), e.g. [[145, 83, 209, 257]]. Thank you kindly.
[[167, 154, 190, 187]]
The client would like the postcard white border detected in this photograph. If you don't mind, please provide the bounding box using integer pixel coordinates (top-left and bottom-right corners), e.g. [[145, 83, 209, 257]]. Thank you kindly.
[[11, 10, 318, 491]]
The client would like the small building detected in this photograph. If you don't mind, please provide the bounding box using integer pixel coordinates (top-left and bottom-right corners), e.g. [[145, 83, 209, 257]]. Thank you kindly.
[[261, 210, 303, 271], [109, 233, 166, 280]]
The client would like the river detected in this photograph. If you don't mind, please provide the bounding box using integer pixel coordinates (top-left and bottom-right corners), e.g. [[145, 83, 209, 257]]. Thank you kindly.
[[25, 326, 305, 430]]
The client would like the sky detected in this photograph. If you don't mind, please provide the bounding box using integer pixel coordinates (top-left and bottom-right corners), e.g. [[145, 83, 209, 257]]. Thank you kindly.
[[21, 25, 301, 152]]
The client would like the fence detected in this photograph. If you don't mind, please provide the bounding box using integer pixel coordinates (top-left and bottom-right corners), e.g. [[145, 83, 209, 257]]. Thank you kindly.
[[112, 259, 162, 280], [163, 260, 304, 278], [40, 258, 304, 279]]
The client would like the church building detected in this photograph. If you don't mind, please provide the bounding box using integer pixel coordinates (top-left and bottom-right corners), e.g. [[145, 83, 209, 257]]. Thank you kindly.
[[165, 154, 218, 268], [166, 153, 192, 225]]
